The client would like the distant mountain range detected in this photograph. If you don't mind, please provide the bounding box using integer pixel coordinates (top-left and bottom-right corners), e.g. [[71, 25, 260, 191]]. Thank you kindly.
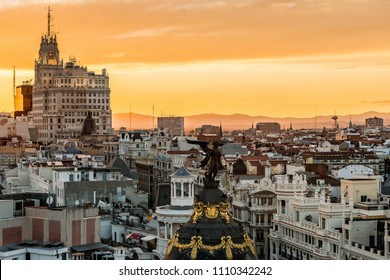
[[112, 111, 390, 131]]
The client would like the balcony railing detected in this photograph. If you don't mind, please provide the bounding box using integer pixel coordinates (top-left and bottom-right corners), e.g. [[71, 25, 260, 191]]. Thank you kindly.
[[250, 222, 272, 227], [249, 204, 277, 211], [282, 235, 330, 258], [318, 202, 350, 213], [273, 214, 341, 240], [343, 242, 386, 260], [293, 197, 320, 206], [313, 247, 330, 257], [275, 184, 307, 193]]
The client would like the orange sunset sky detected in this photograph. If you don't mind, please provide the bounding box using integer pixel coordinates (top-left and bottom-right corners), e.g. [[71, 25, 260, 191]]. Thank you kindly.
[[1, 0, 390, 118]]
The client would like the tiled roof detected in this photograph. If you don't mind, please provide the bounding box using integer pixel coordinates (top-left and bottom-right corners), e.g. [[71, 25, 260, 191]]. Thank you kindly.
[[172, 166, 192, 177], [107, 156, 134, 179], [241, 155, 268, 161]]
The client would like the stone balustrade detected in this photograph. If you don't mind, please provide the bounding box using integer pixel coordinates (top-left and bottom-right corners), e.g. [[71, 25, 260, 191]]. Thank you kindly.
[[318, 202, 350, 213], [274, 214, 341, 240], [274, 183, 307, 193], [343, 242, 386, 260], [293, 197, 319, 206]]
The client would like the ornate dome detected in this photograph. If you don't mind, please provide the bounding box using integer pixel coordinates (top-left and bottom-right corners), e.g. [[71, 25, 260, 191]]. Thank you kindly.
[[165, 181, 257, 260]]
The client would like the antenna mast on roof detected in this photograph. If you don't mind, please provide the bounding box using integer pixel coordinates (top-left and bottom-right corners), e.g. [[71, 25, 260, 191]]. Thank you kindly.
[[152, 104, 155, 129], [129, 100, 132, 131], [13, 66, 15, 97], [47, 6, 53, 37]]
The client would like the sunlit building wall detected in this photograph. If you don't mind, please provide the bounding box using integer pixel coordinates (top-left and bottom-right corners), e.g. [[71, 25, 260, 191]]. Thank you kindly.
[[31, 9, 112, 143]]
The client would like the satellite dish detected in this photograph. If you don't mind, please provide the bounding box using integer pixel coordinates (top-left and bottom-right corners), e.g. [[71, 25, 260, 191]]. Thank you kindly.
[[75, 200, 80, 206], [46, 196, 53, 206]]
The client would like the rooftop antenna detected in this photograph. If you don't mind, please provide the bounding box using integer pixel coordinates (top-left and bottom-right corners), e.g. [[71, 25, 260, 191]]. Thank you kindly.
[[13, 66, 15, 97], [47, 5, 53, 37], [44, 5, 59, 38], [129, 100, 132, 131], [152, 104, 155, 129], [314, 110, 317, 134]]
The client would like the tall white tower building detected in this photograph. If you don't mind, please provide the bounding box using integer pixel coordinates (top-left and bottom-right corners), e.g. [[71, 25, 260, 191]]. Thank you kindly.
[[32, 7, 112, 143]]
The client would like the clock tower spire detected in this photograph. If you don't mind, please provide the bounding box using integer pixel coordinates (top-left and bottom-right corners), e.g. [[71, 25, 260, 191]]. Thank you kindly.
[[36, 6, 61, 66], [47, 5, 52, 38]]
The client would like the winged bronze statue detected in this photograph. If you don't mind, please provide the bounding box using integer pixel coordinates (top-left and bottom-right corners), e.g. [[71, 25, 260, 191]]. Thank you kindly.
[[186, 139, 224, 182]]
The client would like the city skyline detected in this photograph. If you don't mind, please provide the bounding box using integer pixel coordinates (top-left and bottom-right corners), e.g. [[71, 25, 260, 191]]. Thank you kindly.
[[2, 0, 390, 118]]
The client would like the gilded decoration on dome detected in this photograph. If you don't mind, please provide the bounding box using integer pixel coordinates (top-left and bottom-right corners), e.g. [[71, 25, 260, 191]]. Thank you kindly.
[[192, 203, 204, 223], [205, 204, 218, 219], [166, 233, 256, 260], [191, 202, 231, 224]]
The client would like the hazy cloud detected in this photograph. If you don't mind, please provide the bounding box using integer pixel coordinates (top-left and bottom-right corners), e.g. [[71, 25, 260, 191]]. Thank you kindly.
[[0, 0, 86, 11], [0, 68, 33, 77], [101, 52, 127, 58], [89, 51, 390, 74], [371, 100, 390, 104], [150, 1, 229, 11], [149, 0, 267, 11], [0, 36, 29, 43], [171, 1, 227, 11], [270, 2, 298, 9], [113, 27, 182, 39]]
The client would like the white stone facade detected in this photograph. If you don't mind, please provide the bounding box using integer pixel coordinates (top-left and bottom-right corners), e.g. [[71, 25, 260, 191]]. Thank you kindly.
[[32, 10, 112, 143], [231, 176, 276, 259], [268, 172, 390, 260]]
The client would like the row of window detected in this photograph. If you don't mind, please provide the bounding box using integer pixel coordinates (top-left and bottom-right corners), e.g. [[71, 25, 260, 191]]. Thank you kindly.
[[64, 111, 108, 118], [53, 85, 106, 89], [275, 225, 339, 253], [172, 182, 193, 197], [61, 98, 109, 104], [39, 124, 107, 131], [56, 92, 109, 98], [61, 105, 110, 110], [248, 213, 274, 225], [256, 197, 274, 206], [41, 73, 107, 85], [62, 118, 105, 124], [42, 79, 107, 87]]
